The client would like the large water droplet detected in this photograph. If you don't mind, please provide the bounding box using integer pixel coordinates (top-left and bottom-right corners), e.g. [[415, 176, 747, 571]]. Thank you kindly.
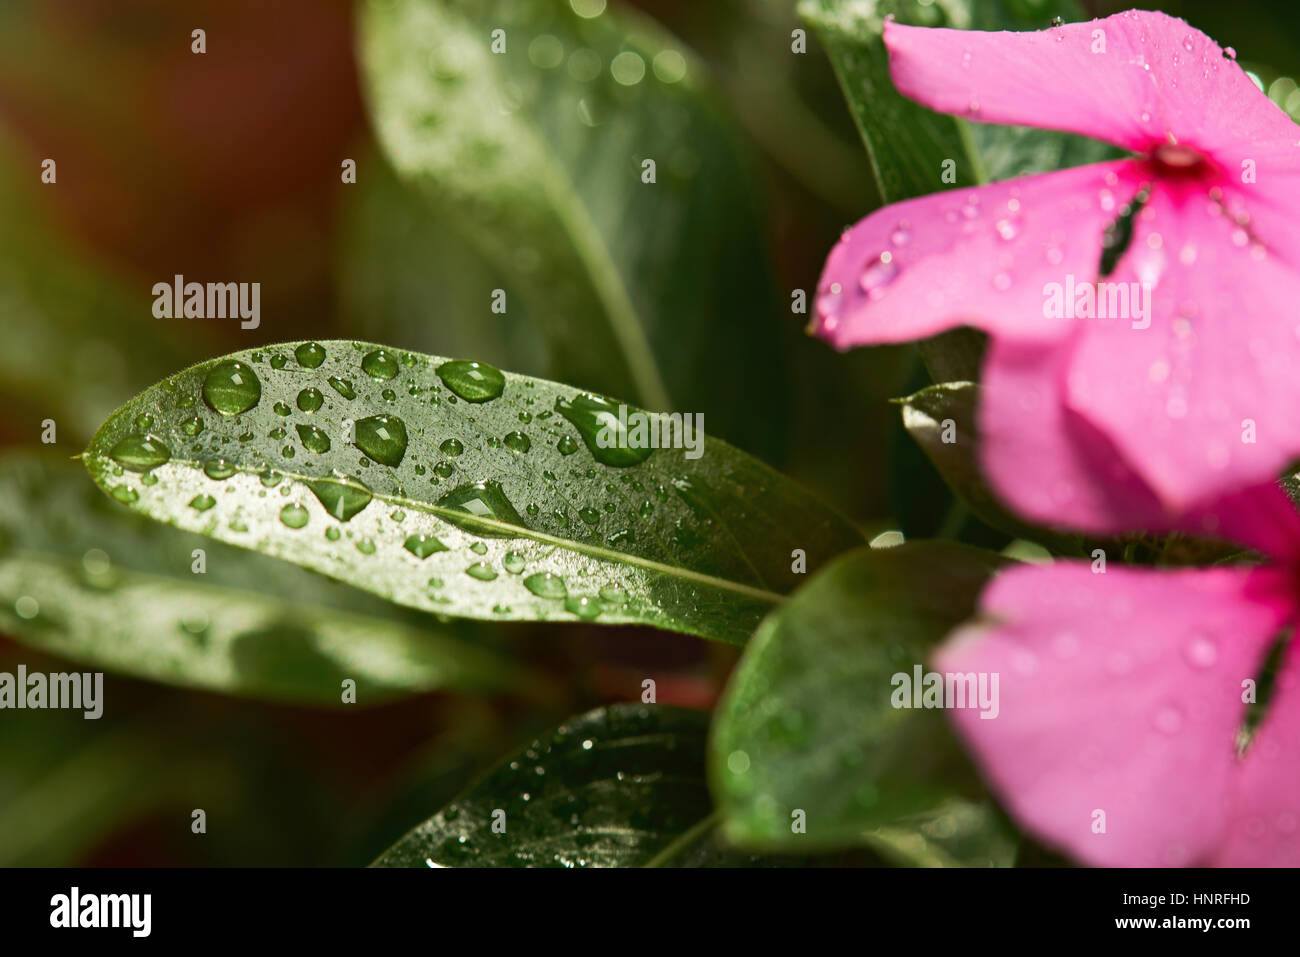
[[859, 252, 899, 298], [202, 360, 261, 415], [111, 485, 139, 504], [362, 349, 400, 380], [440, 438, 464, 457], [1186, 637, 1218, 668], [279, 503, 310, 529], [295, 342, 326, 368], [404, 533, 449, 559], [437, 360, 505, 402], [355, 415, 408, 465], [297, 388, 324, 412], [555, 393, 653, 467], [565, 595, 602, 619], [203, 459, 237, 480], [524, 571, 567, 599], [296, 423, 332, 454], [110, 433, 171, 472], [465, 562, 498, 581], [328, 377, 356, 400], [503, 551, 526, 574], [307, 477, 373, 521], [557, 435, 578, 456], [503, 431, 531, 453], [1153, 706, 1183, 735], [436, 481, 526, 536]]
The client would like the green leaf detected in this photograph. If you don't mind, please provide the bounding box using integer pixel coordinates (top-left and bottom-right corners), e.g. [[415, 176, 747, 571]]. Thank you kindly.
[[710, 541, 1018, 864], [358, 0, 794, 460], [82, 342, 863, 644], [0, 452, 513, 704], [336, 153, 551, 382], [799, 0, 981, 202], [800, 0, 1121, 382], [374, 704, 875, 867], [0, 129, 201, 440], [895, 381, 1081, 551]]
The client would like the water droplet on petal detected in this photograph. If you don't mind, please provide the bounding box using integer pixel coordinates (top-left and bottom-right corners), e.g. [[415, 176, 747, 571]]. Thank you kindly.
[[1186, 637, 1218, 668], [859, 252, 899, 298], [1153, 706, 1183, 734]]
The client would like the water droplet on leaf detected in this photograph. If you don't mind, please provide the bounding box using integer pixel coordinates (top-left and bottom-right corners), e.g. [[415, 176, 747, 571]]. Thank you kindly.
[[437, 359, 505, 402], [354, 415, 408, 465], [202, 360, 261, 415], [110, 434, 171, 472], [361, 349, 399, 380]]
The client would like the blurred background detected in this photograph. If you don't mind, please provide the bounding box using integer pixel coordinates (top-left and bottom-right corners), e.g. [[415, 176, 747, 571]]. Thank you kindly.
[[0, 0, 1296, 865]]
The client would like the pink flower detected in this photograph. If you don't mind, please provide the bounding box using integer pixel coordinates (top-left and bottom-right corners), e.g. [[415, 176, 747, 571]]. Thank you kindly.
[[935, 482, 1300, 866], [815, 10, 1300, 533]]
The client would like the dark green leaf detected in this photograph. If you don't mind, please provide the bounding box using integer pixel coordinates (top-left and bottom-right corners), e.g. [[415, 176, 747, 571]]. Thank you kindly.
[[710, 541, 1018, 864], [375, 704, 880, 867], [895, 381, 1082, 551], [358, 0, 795, 460], [800, 0, 1121, 382], [798, 0, 981, 202], [0, 452, 513, 704], [82, 342, 863, 644]]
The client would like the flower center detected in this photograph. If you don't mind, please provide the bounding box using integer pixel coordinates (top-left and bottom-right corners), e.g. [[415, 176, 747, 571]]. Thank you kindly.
[[1150, 143, 1210, 178]]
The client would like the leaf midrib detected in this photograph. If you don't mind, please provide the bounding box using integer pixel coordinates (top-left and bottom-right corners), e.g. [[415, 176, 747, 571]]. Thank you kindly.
[[84, 452, 787, 607]]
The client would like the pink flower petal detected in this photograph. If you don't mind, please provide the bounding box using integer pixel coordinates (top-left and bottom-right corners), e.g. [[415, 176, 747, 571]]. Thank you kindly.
[[977, 334, 1166, 533], [979, 334, 1300, 555], [935, 562, 1292, 866], [884, 11, 1293, 157], [1065, 187, 1300, 513], [1215, 656, 1300, 866], [815, 161, 1133, 348]]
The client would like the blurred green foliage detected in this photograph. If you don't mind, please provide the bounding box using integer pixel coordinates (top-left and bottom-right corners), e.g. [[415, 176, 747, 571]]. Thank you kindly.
[[0, 0, 1295, 866]]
